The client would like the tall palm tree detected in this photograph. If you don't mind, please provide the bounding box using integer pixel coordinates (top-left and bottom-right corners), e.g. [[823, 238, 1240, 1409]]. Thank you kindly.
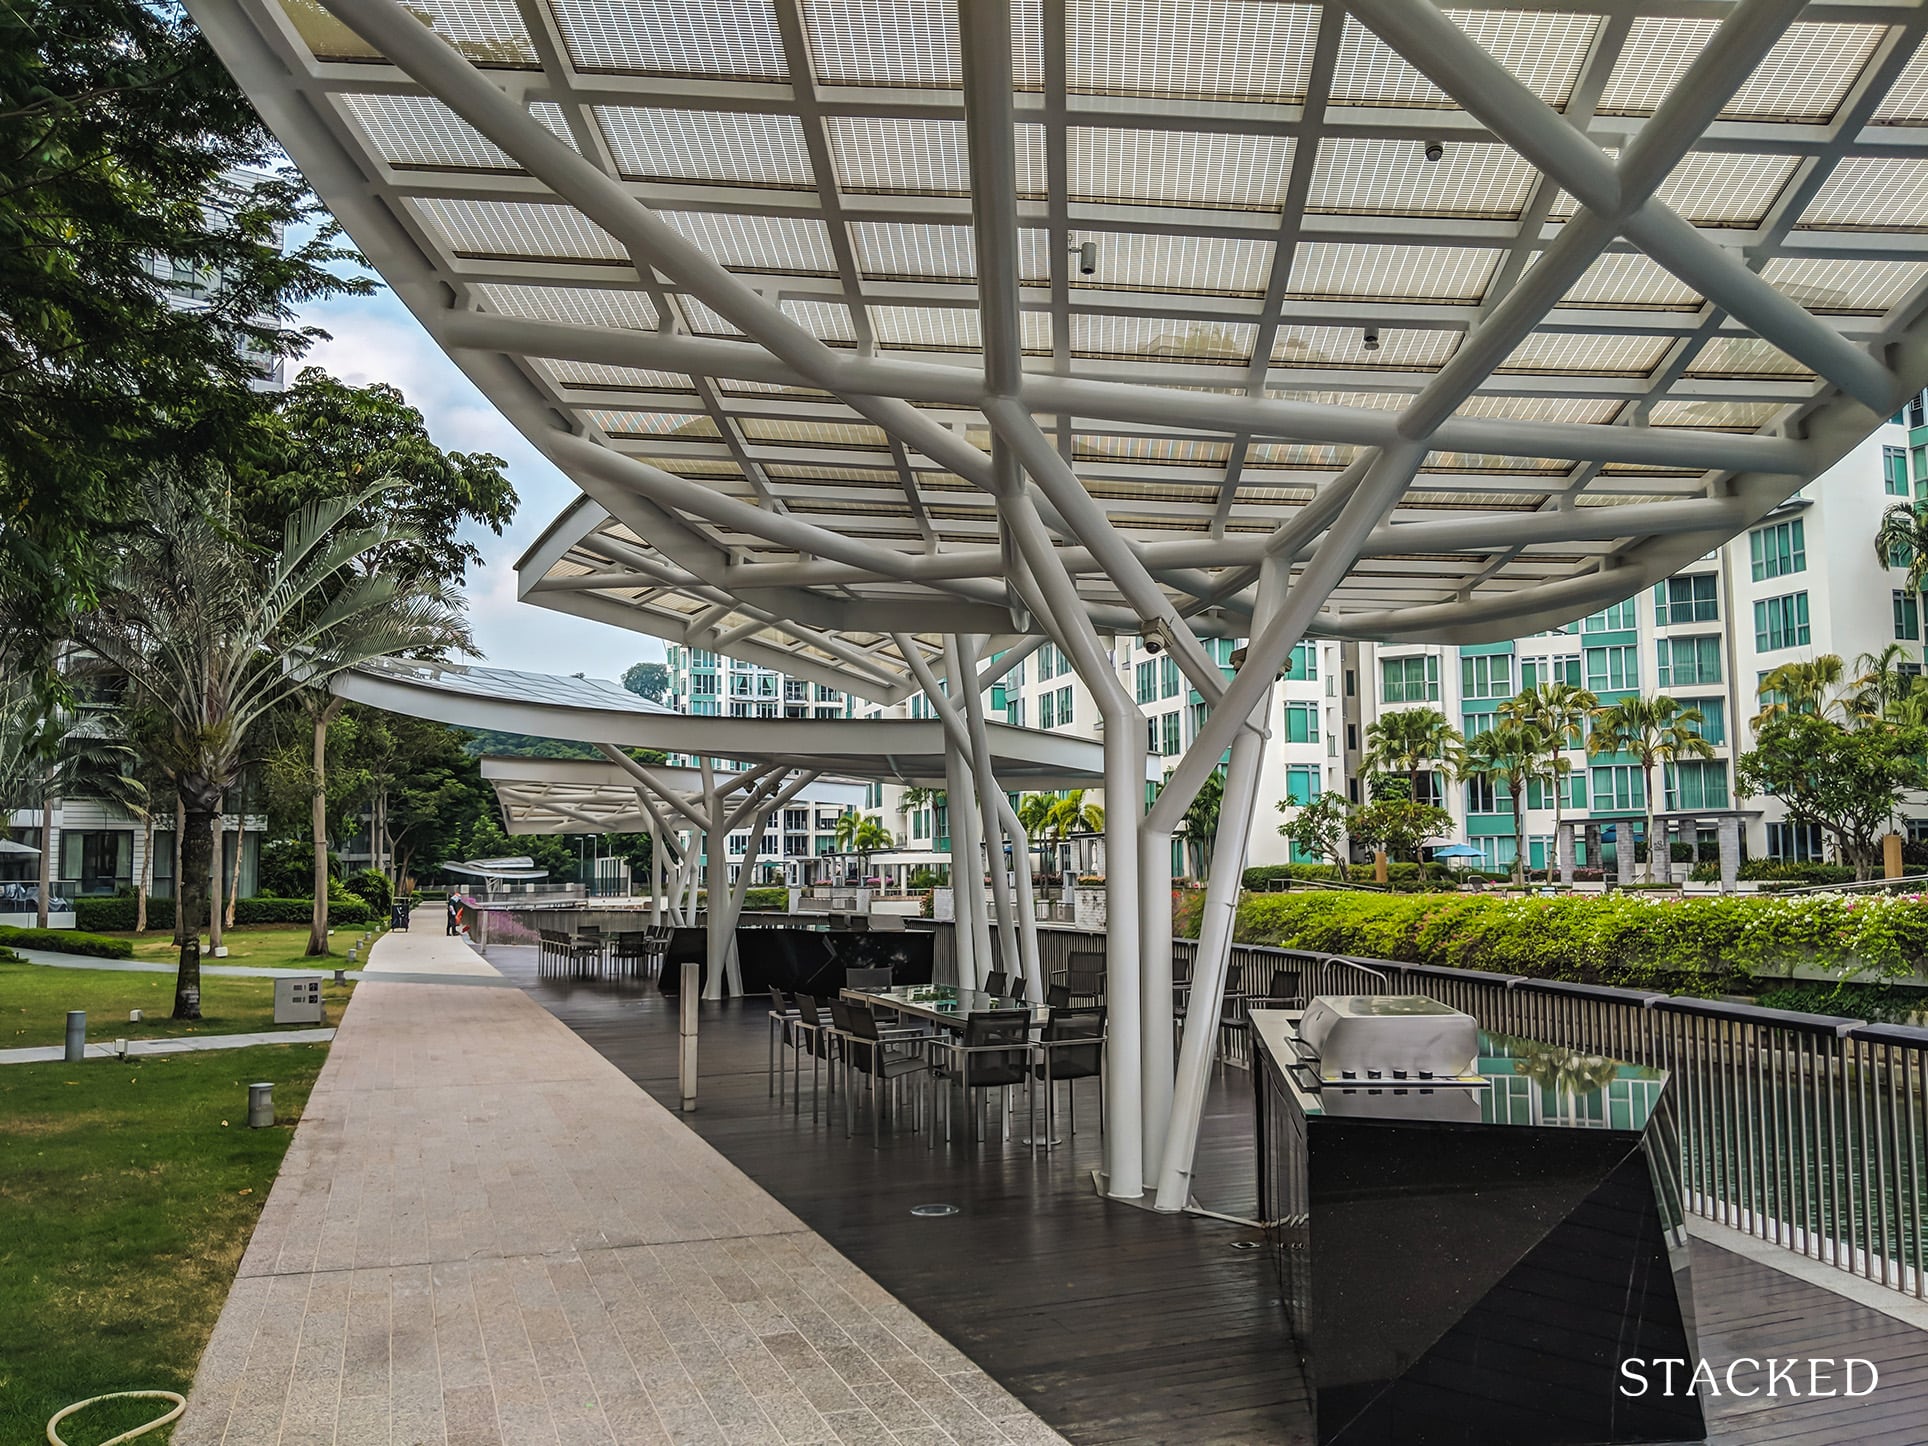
[[72, 471, 457, 1018], [1500, 681, 1597, 876], [1361, 706, 1464, 806], [1016, 792, 1056, 879], [1587, 695, 1715, 883], [831, 810, 892, 882], [1460, 720, 1549, 887], [1755, 654, 1848, 722], [1046, 789, 1104, 879], [1875, 500, 1928, 593]]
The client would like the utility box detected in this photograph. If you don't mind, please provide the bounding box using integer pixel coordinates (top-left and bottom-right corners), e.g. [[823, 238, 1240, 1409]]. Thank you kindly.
[[273, 976, 326, 1025]]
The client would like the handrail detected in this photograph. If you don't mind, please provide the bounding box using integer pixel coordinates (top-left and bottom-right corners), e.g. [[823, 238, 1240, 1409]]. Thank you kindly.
[[1761, 871, 1928, 895]]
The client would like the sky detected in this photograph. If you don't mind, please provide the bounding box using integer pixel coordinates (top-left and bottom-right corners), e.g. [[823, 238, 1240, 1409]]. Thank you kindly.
[[289, 249, 664, 683]]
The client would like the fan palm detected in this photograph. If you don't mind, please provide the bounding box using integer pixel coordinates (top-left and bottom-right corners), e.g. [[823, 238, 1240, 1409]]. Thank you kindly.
[[1361, 706, 1464, 806], [1459, 720, 1549, 886], [1500, 681, 1597, 875], [1587, 695, 1715, 883], [71, 469, 464, 1017]]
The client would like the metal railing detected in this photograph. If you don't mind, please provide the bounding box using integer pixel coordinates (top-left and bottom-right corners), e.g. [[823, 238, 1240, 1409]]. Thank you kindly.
[[930, 919, 1928, 1301]]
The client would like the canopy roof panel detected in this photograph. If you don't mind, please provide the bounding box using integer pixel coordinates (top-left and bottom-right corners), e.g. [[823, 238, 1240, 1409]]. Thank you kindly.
[[192, 0, 1928, 695], [332, 659, 1109, 786], [479, 754, 869, 833]]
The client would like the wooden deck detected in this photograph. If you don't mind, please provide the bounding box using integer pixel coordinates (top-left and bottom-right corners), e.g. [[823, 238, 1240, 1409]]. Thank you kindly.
[[492, 946, 1928, 1445]]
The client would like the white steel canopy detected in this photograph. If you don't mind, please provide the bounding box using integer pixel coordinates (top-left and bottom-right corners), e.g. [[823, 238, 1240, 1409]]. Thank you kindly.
[[191, 0, 1928, 699], [479, 755, 866, 833], [330, 657, 1108, 785]]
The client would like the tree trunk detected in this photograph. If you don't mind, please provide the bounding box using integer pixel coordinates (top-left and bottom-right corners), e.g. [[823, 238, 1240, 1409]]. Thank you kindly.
[[172, 795, 186, 946], [175, 780, 219, 1020], [308, 702, 340, 957], [36, 768, 52, 928], [135, 809, 154, 933], [1510, 779, 1526, 887], [1641, 762, 1657, 884], [1550, 761, 1564, 884], [208, 796, 225, 954], [225, 786, 244, 930]]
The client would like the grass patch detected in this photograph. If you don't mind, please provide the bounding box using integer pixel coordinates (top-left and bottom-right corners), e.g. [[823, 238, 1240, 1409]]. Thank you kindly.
[[2, 961, 353, 1047], [0, 1042, 327, 1445], [99, 923, 381, 971]]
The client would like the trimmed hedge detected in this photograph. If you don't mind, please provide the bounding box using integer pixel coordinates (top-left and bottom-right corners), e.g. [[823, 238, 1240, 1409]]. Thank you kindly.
[[0, 925, 134, 959], [741, 886, 789, 911], [1175, 891, 1928, 993], [73, 895, 375, 932], [1686, 859, 1856, 886]]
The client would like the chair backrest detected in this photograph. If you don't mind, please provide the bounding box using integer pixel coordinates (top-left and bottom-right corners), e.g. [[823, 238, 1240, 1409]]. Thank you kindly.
[[844, 966, 893, 991], [869, 911, 906, 931], [1046, 983, 1071, 1010], [961, 1010, 1032, 1087], [768, 987, 792, 1017], [1269, 968, 1303, 1004], [982, 969, 1009, 998], [828, 995, 856, 1034], [1041, 1007, 1106, 1080], [795, 993, 824, 1028]]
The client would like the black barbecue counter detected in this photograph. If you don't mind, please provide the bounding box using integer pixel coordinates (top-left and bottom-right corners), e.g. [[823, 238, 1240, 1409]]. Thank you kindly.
[[1249, 1001, 1703, 1446]]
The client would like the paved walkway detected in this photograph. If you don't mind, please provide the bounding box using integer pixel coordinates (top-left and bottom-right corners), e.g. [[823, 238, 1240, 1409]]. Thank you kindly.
[[0, 1027, 336, 1065], [177, 931, 1064, 1446]]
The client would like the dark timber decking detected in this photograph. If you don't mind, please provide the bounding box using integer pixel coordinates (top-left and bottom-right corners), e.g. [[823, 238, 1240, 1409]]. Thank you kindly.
[[491, 945, 1928, 1446]]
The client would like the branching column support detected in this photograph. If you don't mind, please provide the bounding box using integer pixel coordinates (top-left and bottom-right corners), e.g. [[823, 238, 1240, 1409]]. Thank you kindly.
[[940, 718, 991, 991], [1003, 492, 1148, 1198], [952, 635, 1021, 981], [1154, 557, 1288, 1210]]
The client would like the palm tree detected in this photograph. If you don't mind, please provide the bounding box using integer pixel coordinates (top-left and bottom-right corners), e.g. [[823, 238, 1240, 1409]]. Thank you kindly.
[[1850, 643, 1922, 722], [1177, 767, 1225, 880], [0, 664, 147, 925], [1875, 500, 1928, 594], [1460, 720, 1549, 887], [71, 471, 456, 1018], [1500, 681, 1597, 876], [832, 810, 892, 882], [1046, 789, 1104, 880], [1016, 792, 1056, 879], [1587, 694, 1715, 883], [1361, 706, 1464, 806], [1755, 654, 1848, 722]]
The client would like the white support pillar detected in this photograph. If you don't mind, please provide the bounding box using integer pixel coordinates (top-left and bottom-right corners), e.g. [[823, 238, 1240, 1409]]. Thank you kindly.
[[954, 635, 1020, 982], [942, 725, 992, 991], [1154, 559, 1286, 1211], [1004, 492, 1146, 1199], [1558, 820, 1576, 887]]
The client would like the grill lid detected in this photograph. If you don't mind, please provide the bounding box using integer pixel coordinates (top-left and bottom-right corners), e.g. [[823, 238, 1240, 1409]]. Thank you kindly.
[[1293, 994, 1480, 1084]]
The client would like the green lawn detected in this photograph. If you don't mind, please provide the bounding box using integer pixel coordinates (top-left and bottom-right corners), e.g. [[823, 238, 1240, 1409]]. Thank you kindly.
[[103, 922, 383, 970], [2, 961, 354, 1048], [0, 1042, 327, 1446]]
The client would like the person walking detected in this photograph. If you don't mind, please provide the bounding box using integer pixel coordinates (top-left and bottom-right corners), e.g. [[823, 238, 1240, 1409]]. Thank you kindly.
[[446, 892, 462, 936]]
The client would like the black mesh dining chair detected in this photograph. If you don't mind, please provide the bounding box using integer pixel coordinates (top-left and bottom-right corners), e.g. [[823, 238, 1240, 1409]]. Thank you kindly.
[[1034, 1007, 1106, 1142], [933, 1009, 1033, 1143], [767, 988, 800, 1099], [791, 993, 839, 1115], [834, 999, 930, 1144], [982, 968, 1010, 998]]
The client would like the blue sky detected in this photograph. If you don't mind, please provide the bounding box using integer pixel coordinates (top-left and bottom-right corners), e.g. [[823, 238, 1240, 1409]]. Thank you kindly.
[[291, 254, 664, 681]]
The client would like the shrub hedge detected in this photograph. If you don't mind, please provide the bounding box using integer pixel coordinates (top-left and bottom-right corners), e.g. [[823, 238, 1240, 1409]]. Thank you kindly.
[[741, 886, 788, 911], [1176, 891, 1928, 993], [0, 925, 134, 959], [72, 895, 375, 932], [1686, 859, 1856, 886]]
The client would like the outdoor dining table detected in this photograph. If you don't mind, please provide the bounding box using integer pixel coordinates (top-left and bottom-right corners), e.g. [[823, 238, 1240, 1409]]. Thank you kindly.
[[839, 983, 1048, 1029]]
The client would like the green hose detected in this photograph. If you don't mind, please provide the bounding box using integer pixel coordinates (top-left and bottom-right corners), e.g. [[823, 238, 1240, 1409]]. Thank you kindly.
[[45, 1390, 185, 1446]]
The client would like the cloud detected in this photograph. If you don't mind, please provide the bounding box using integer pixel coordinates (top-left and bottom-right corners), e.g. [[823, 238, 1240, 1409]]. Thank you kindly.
[[289, 284, 664, 680]]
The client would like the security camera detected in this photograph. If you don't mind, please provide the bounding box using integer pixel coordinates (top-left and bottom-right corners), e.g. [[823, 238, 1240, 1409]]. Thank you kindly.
[[1424, 141, 1444, 163], [1362, 326, 1381, 352], [1076, 240, 1098, 275], [1144, 634, 1163, 654]]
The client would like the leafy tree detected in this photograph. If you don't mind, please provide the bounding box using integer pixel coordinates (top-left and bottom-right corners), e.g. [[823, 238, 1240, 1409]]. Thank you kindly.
[[1277, 789, 1349, 873], [1587, 694, 1714, 883], [243, 370, 516, 586], [1348, 798, 1455, 864], [1460, 720, 1551, 886], [1361, 707, 1464, 807], [0, 2, 365, 647], [1500, 680, 1596, 869], [1849, 643, 1923, 721], [621, 661, 670, 703], [71, 472, 451, 1016], [1737, 713, 1928, 878]]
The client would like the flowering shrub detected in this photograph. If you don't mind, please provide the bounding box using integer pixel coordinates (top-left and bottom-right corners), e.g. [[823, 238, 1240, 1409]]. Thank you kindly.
[[1177, 891, 1928, 993]]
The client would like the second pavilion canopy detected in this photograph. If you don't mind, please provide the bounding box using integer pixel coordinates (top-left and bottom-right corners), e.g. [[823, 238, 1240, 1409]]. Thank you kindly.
[[190, 0, 1928, 699]]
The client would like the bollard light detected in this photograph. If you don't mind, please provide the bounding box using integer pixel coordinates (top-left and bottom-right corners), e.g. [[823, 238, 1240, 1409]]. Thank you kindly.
[[128, 1009, 142, 1023], [248, 1082, 274, 1128], [115, 1039, 128, 1060], [65, 1010, 85, 1064], [334, 968, 347, 985]]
